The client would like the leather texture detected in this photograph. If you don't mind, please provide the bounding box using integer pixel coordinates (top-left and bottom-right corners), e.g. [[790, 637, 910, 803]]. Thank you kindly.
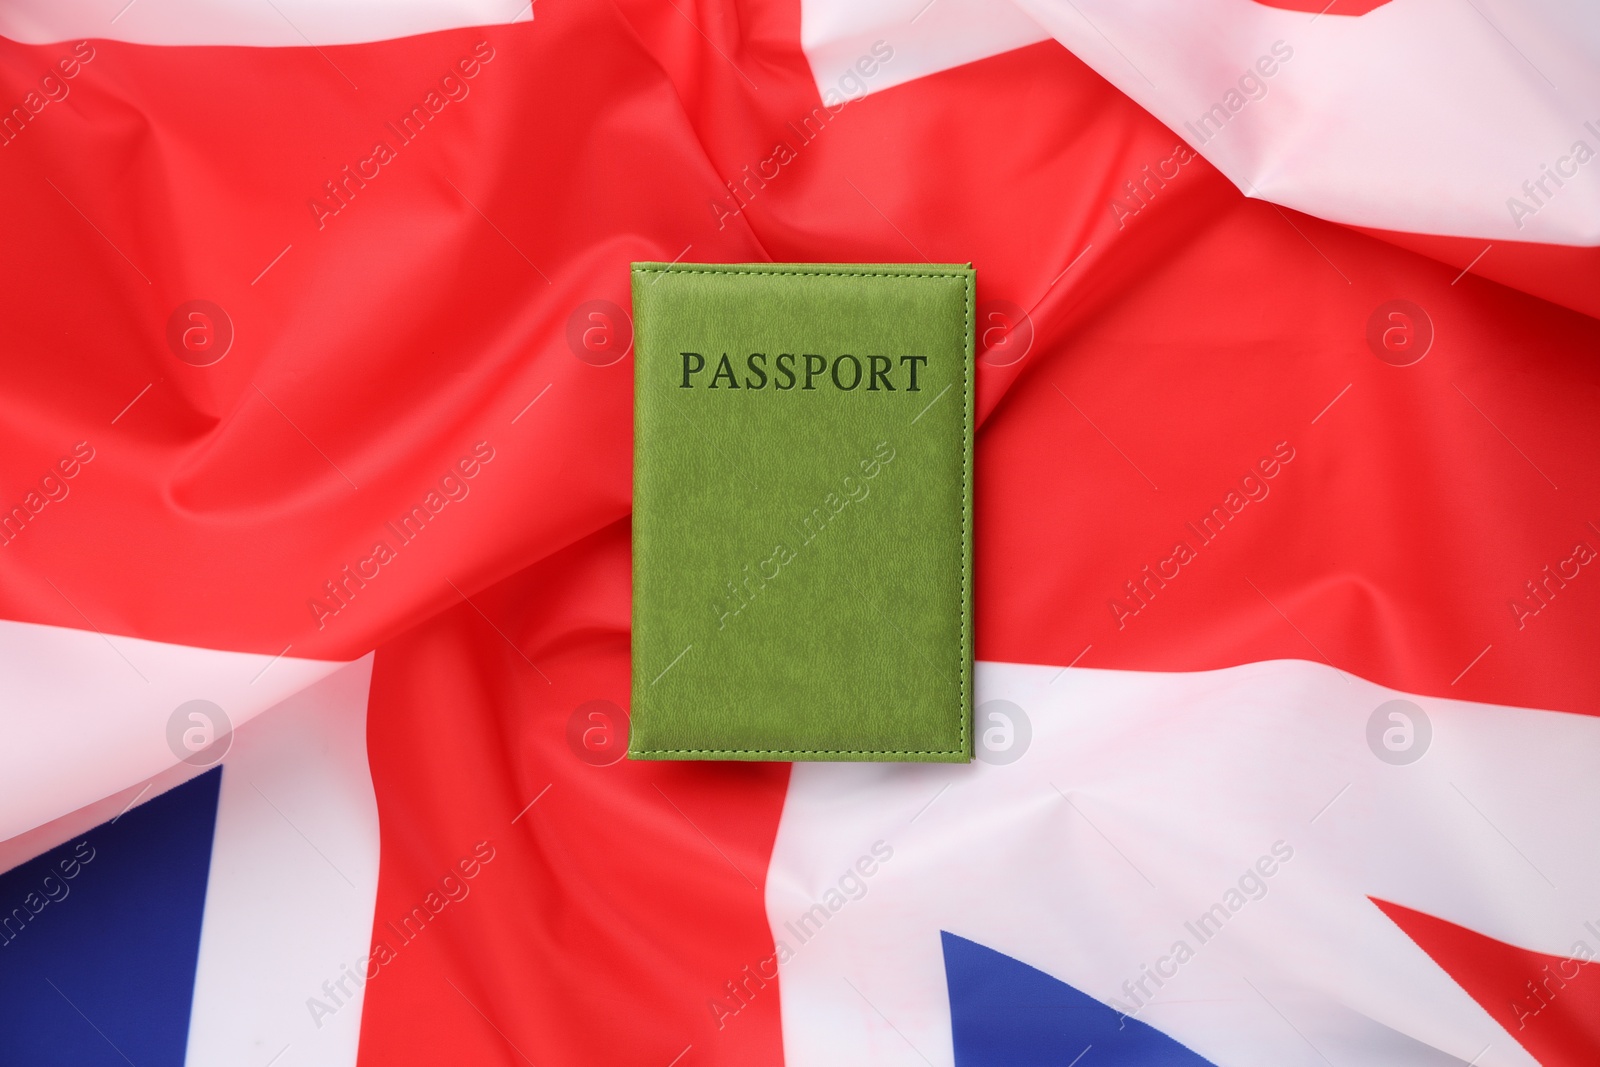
[[629, 262, 974, 762]]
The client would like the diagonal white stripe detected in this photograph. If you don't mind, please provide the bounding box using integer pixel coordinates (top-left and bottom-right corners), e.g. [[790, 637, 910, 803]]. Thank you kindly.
[[770, 658, 1583, 1067]]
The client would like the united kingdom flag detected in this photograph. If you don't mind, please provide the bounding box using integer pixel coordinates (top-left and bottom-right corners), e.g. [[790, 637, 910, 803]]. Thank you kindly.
[[1, 0, 1598, 1064]]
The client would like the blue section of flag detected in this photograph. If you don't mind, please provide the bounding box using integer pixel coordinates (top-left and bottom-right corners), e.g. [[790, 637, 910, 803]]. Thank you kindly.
[[0, 769, 222, 1067], [941, 930, 1219, 1067]]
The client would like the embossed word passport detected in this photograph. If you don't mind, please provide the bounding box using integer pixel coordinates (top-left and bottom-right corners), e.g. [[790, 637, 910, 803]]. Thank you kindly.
[[629, 262, 974, 762]]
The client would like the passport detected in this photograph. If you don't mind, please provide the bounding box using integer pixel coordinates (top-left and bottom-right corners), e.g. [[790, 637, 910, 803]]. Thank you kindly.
[[629, 262, 974, 762]]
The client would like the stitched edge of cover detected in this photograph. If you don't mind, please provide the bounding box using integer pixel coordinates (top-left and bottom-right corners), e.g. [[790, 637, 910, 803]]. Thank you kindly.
[[629, 261, 974, 760]]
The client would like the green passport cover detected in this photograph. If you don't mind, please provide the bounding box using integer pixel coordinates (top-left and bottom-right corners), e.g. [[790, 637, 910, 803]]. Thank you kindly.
[[629, 262, 974, 762]]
